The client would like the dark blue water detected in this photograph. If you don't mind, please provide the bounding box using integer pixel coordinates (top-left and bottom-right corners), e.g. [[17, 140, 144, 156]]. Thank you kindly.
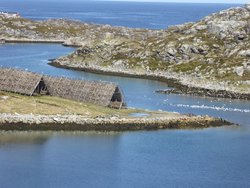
[[0, 0, 241, 29], [0, 2, 250, 187]]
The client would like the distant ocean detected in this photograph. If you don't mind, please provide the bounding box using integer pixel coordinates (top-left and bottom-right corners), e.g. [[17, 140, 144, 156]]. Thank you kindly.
[[0, 1, 242, 29]]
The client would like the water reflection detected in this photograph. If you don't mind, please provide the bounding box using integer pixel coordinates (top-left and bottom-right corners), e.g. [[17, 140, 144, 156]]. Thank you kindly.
[[0, 131, 51, 146]]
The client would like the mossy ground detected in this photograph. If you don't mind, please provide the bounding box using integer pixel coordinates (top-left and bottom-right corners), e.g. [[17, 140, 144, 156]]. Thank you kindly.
[[0, 91, 170, 117]]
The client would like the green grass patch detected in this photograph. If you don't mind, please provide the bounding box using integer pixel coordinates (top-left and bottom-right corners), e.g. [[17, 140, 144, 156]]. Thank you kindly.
[[0, 91, 176, 119], [173, 61, 202, 72]]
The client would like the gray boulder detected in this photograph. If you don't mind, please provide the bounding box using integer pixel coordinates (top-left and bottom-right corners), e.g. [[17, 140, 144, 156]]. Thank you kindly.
[[195, 25, 207, 31], [238, 50, 250, 57], [234, 66, 244, 76], [166, 48, 177, 56]]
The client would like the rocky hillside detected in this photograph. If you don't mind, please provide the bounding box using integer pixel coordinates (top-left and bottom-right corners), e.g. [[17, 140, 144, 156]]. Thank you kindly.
[[0, 12, 150, 43], [1, 5, 250, 98]]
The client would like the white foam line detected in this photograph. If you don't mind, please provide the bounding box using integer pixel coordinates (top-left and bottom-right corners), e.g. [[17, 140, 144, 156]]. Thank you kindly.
[[170, 104, 250, 113]]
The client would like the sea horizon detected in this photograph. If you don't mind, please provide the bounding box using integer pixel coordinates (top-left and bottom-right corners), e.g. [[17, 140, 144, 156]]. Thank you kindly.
[[0, 1, 243, 29]]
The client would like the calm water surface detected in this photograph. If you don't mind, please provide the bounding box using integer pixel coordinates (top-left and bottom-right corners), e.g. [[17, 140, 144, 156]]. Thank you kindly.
[[0, 1, 250, 187], [0, 1, 241, 29]]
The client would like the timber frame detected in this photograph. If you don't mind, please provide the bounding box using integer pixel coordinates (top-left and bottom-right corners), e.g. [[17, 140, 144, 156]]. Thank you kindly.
[[0, 68, 126, 109]]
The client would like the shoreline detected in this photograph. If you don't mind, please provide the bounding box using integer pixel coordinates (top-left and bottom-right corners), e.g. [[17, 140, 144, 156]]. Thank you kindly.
[[1, 38, 79, 47], [0, 114, 233, 131], [0, 90, 234, 131], [49, 61, 250, 100], [2, 39, 250, 100], [3, 38, 64, 44]]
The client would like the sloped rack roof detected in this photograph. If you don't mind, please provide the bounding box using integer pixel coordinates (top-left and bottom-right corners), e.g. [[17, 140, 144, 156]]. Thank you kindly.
[[0, 68, 42, 96], [0, 68, 125, 108], [43, 76, 118, 107]]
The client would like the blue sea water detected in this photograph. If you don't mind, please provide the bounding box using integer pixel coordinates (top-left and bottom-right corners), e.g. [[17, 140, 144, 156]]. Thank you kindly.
[[0, 1, 250, 188], [0, 0, 241, 29]]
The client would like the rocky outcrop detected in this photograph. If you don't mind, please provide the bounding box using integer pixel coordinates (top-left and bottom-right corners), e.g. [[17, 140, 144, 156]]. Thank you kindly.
[[52, 4, 250, 99], [0, 12, 20, 19], [50, 59, 250, 100]]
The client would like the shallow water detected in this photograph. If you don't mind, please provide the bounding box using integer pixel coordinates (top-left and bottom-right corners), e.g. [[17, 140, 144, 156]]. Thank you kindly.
[[0, 43, 250, 188]]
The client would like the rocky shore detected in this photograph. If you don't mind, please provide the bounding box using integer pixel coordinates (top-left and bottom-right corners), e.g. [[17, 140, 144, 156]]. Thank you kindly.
[[0, 113, 233, 131], [50, 4, 250, 100], [4, 38, 64, 44], [50, 60, 250, 100], [155, 88, 250, 100], [0, 91, 234, 131]]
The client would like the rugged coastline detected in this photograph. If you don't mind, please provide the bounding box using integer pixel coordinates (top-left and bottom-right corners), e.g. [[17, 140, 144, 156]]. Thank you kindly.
[[50, 59, 250, 100], [0, 91, 233, 131], [1, 5, 250, 100], [3, 38, 64, 44], [0, 113, 232, 131]]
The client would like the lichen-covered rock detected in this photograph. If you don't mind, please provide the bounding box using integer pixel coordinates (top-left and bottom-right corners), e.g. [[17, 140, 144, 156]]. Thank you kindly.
[[239, 50, 250, 57], [234, 66, 244, 76]]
